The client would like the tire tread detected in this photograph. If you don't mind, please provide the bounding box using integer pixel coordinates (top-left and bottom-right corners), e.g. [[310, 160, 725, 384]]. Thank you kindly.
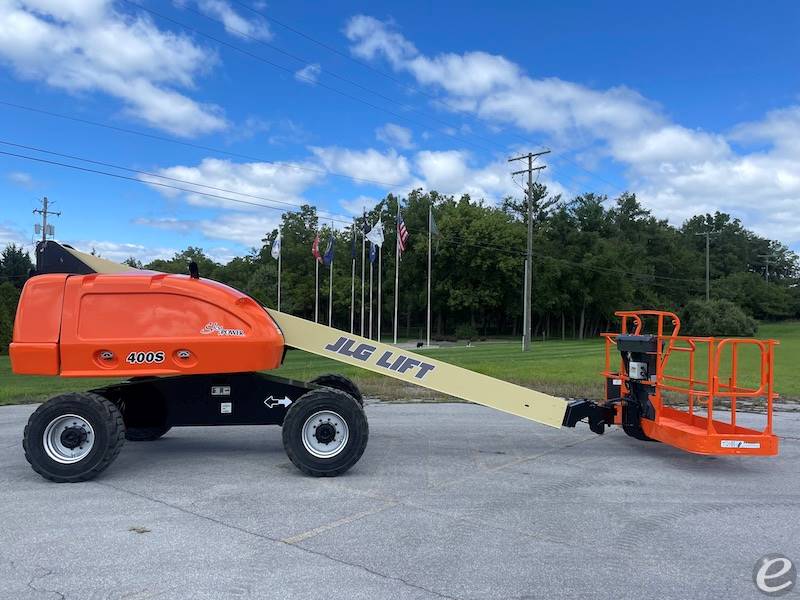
[[23, 392, 126, 483], [282, 388, 368, 477]]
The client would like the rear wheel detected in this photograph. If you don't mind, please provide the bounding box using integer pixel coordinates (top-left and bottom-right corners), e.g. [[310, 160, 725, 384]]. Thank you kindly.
[[282, 388, 368, 477], [23, 392, 126, 483], [113, 383, 170, 441], [309, 373, 363, 406]]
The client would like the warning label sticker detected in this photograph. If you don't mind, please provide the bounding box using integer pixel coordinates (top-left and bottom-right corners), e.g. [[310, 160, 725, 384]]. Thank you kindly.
[[721, 440, 761, 449]]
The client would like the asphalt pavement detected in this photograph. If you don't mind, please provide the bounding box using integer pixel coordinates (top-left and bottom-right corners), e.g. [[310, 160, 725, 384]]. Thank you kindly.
[[0, 402, 798, 600]]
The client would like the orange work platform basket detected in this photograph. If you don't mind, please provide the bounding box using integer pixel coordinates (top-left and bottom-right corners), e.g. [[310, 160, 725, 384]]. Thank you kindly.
[[601, 310, 779, 456]]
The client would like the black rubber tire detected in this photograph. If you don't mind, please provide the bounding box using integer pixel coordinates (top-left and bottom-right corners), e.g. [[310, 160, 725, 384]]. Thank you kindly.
[[23, 392, 126, 483], [309, 373, 363, 406], [125, 425, 171, 442], [282, 388, 368, 477]]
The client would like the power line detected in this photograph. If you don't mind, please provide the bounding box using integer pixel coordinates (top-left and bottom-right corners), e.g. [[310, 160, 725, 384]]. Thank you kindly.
[[122, 1, 502, 156], [0, 140, 353, 224], [0, 147, 703, 288], [226, 0, 627, 196], [0, 99, 604, 208], [0, 140, 595, 255], [149, 2, 627, 200], [0, 100, 403, 188], [176, 1, 512, 156], [0, 148, 360, 226]]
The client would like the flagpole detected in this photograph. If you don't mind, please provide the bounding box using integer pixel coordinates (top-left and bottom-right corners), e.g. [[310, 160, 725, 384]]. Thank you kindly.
[[350, 223, 355, 333], [377, 246, 382, 342], [369, 251, 373, 339], [360, 213, 366, 335], [277, 248, 281, 312], [315, 259, 319, 323], [328, 252, 333, 327], [427, 204, 432, 347], [522, 258, 527, 350], [393, 202, 400, 344]]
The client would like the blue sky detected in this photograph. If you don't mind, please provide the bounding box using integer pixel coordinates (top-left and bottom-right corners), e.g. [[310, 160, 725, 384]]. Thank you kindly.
[[1, 0, 799, 263]]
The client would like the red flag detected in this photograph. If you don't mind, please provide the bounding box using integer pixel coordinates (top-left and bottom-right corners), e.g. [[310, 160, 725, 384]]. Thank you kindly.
[[312, 234, 322, 263]]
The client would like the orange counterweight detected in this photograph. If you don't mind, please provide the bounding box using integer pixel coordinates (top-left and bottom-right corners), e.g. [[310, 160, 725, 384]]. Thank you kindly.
[[10, 272, 285, 377]]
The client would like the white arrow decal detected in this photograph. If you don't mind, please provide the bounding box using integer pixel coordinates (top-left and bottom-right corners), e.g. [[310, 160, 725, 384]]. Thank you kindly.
[[264, 396, 293, 409]]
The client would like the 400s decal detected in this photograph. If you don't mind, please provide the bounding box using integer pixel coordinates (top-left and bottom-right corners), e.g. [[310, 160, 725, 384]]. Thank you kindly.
[[126, 351, 166, 364]]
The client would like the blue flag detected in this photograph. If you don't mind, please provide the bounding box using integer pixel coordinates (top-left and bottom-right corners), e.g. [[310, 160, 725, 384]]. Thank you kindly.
[[323, 235, 335, 266], [369, 242, 377, 263]]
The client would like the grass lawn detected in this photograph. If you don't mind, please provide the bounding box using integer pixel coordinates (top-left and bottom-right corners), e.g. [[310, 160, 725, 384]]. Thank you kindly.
[[1, 321, 798, 406]]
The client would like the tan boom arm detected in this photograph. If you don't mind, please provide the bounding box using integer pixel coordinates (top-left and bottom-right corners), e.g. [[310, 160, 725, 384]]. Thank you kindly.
[[267, 309, 567, 428]]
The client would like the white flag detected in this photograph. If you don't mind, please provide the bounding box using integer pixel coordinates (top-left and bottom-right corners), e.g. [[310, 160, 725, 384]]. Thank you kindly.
[[271, 234, 281, 259], [366, 221, 384, 247]]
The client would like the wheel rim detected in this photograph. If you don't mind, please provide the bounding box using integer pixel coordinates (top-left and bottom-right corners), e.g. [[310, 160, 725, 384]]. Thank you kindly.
[[301, 410, 349, 459], [42, 414, 95, 464]]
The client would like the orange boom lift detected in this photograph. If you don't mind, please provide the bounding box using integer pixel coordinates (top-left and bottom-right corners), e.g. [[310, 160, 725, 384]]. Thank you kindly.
[[9, 242, 779, 483]]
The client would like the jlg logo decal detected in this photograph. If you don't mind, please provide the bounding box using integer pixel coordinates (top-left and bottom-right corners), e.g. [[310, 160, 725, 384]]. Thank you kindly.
[[126, 351, 166, 364], [323, 336, 436, 381]]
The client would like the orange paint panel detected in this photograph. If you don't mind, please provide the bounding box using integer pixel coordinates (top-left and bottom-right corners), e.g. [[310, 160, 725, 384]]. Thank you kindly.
[[9, 342, 59, 375], [11, 272, 285, 377], [76, 293, 249, 339], [12, 274, 67, 343], [56, 273, 285, 377]]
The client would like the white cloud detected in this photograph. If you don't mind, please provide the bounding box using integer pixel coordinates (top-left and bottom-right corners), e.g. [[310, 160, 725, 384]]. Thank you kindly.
[[0, 0, 226, 136], [5, 171, 36, 188], [311, 146, 411, 187], [414, 150, 568, 202], [376, 123, 414, 149], [136, 212, 279, 247], [72, 240, 177, 264], [199, 212, 279, 245], [345, 14, 800, 247], [133, 216, 195, 233], [731, 105, 800, 155], [142, 157, 324, 209], [0, 223, 29, 248], [345, 15, 658, 141], [295, 63, 321, 84], [339, 195, 378, 216], [178, 0, 271, 41]]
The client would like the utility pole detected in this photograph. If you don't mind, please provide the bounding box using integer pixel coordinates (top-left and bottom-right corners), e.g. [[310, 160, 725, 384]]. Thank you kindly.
[[695, 230, 718, 301], [33, 196, 60, 244], [33, 196, 60, 270], [758, 253, 773, 283], [509, 150, 549, 352]]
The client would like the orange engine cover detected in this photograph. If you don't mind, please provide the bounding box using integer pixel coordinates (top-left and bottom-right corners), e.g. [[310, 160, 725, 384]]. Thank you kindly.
[[11, 272, 285, 377]]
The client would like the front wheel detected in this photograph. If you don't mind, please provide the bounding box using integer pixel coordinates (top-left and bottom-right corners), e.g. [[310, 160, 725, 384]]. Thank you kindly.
[[309, 373, 363, 406], [23, 392, 126, 483], [282, 388, 368, 477]]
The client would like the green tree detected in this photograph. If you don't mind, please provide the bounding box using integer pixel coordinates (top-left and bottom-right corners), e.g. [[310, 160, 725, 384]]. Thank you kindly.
[[681, 299, 757, 337], [1, 244, 33, 289], [0, 282, 21, 353]]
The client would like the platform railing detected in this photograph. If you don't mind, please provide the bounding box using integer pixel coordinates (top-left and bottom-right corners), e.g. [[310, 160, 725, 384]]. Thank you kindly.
[[602, 310, 777, 438]]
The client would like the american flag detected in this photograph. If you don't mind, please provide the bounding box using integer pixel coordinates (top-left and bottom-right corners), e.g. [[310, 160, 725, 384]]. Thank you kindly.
[[397, 212, 409, 253]]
